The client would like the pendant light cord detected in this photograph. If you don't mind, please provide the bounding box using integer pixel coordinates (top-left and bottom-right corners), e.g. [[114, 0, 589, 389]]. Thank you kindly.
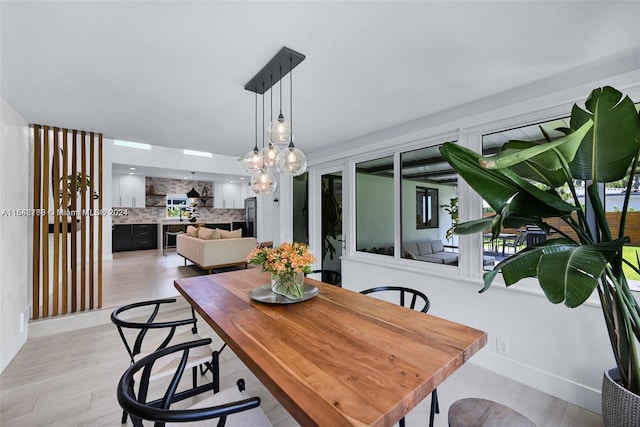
[[262, 82, 265, 150], [279, 66, 283, 116], [289, 56, 294, 149], [253, 92, 258, 151]]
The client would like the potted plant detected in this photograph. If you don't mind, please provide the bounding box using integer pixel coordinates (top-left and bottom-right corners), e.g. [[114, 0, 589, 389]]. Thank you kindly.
[[440, 86, 640, 426], [247, 242, 315, 300]]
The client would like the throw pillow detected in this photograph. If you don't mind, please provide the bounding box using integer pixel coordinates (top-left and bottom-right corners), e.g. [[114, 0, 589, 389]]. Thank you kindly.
[[186, 225, 199, 237], [219, 228, 242, 239], [198, 227, 220, 240], [404, 251, 417, 260]]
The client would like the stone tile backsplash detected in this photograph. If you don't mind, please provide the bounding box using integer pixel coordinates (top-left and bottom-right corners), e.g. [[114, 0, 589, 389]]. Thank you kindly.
[[112, 177, 245, 224]]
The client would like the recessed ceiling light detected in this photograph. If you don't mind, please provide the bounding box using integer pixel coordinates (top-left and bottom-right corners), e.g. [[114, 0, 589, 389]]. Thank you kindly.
[[240, 177, 245, 180], [129, 172, 134, 175], [183, 177, 188, 180], [129, 167, 136, 170]]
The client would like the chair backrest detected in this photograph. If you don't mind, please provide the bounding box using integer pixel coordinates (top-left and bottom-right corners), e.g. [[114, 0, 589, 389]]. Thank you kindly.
[[360, 286, 430, 313], [111, 298, 198, 363], [117, 339, 262, 427], [311, 269, 342, 287]]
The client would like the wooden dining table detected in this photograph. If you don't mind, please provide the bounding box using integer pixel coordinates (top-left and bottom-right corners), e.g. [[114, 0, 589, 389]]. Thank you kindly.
[[174, 268, 487, 427]]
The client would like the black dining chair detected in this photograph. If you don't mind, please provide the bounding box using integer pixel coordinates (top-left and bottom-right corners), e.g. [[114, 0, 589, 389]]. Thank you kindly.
[[360, 286, 438, 427], [310, 269, 342, 287], [111, 298, 224, 424], [117, 338, 272, 427]]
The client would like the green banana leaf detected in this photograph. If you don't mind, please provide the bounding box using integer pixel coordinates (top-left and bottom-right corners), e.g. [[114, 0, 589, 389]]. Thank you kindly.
[[537, 239, 627, 308], [439, 143, 520, 213], [479, 120, 592, 171], [454, 217, 494, 235], [499, 140, 568, 188], [482, 238, 577, 292], [440, 143, 575, 217], [569, 86, 639, 182]]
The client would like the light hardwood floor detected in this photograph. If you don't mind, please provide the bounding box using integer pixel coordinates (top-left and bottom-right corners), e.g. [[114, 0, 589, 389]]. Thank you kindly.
[[0, 250, 604, 426]]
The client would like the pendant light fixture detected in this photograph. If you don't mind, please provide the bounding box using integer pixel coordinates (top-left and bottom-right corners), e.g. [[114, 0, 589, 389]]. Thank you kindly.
[[276, 56, 307, 176], [242, 47, 307, 192], [242, 93, 262, 173], [186, 172, 200, 198], [250, 85, 277, 195], [268, 65, 292, 147], [260, 74, 280, 170]]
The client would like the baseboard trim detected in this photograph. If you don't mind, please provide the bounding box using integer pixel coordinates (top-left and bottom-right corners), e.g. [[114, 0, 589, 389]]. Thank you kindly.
[[469, 349, 602, 414], [27, 297, 193, 339]]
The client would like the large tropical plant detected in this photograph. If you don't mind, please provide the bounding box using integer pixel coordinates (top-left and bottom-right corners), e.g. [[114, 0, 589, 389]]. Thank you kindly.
[[440, 86, 640, 394]]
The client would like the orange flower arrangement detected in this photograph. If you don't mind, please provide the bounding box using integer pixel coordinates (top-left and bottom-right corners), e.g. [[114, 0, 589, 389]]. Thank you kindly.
[[247, 242, 315, 275]]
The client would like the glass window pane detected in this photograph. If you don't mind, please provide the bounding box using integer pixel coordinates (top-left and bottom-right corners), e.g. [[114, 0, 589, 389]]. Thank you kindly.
[[166, 194, 188, 219], [400, 144, 459, 266], [481, 118, 569, 269], [356, 156, 394, 256]]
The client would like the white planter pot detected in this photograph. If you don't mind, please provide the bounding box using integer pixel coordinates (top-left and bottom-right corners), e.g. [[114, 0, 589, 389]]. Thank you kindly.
[[602, 367, 640, 427]]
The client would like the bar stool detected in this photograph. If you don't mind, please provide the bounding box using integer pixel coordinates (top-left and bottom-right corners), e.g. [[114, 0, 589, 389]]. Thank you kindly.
[[163, 224, 184, 256], [448, 398, 536, 427]]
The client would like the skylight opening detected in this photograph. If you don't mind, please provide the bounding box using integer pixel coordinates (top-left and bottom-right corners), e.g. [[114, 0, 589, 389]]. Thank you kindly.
[[183, 149, 213, 158], [114, 140, 151, 150]]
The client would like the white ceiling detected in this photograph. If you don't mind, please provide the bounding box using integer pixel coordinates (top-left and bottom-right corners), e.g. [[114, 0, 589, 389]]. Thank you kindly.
[[2, 1, 639, 161]]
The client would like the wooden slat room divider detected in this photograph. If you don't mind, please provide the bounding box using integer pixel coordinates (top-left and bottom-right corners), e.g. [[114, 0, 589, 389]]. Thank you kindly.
[[32, 125, 103, 319]]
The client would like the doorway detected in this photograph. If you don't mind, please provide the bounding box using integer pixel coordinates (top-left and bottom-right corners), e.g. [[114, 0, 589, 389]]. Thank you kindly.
[[320, 171, 343, 275]]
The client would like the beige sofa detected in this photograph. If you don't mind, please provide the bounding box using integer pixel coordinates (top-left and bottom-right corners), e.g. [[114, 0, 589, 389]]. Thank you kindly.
[[177, 227, 257, 273]]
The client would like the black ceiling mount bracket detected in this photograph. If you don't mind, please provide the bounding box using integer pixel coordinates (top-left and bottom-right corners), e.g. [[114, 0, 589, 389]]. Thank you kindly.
[[244, 47, 305, 94]]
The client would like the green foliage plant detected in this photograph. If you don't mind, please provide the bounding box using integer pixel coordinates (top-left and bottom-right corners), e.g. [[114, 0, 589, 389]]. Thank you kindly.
[[441, 197, 459, 241], [440, 87, 640, 394]]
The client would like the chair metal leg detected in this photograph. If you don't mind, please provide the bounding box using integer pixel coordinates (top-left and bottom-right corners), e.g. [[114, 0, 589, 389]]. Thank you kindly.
[[429, 388, 439, 427], [192, 365, 198, 388], [399, 416, 405, 427]]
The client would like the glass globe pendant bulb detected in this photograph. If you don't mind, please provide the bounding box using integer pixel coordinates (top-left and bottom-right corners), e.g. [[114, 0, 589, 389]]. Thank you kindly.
[[277, 146, 307, 177], [250, 168, 277, 194], [268, 113, 292, 147], [260, 143, 280, 170], [242, 148, 262, 173]]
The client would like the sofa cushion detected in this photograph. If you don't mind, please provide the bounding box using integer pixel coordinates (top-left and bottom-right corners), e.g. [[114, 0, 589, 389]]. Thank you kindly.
[[423, 252, 458, 265], [417, 241, 433, 255], [403, 242, 419, 256], [416, 255, 444, 264], [198, 227, 220, 240], [219, 228, 242, 239], [430, 240, 444, 253], [186, 225, 199, 237]]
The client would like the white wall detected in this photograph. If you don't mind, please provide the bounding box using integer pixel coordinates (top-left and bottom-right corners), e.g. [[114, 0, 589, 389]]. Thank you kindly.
[[257, 187, 281, 245], [0, 98, 30, 372]]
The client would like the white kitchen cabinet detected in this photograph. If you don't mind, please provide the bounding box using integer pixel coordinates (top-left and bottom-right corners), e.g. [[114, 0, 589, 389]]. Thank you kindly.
[[113, 174, 145, 207], [213, 182, 245, 208]]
